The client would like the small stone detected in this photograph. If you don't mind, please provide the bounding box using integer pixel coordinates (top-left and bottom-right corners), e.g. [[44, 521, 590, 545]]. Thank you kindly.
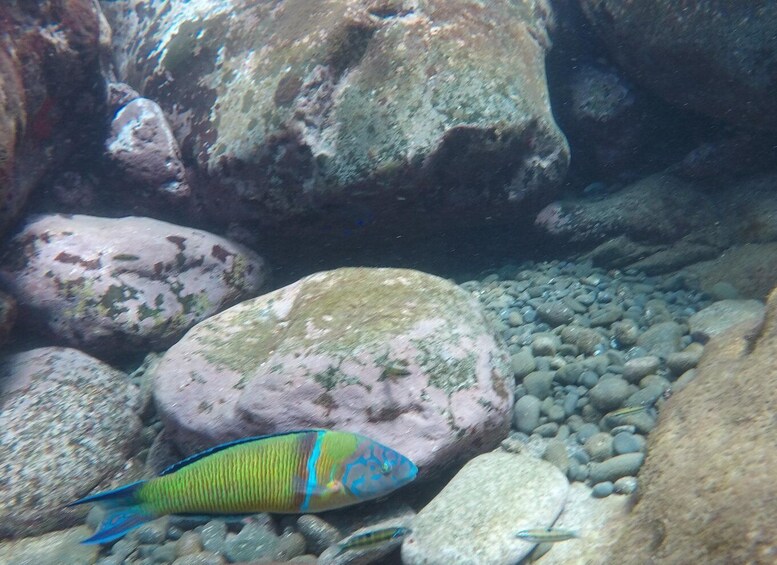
[[613, 476, 638, 494], [637, 321, 683, 358], [172, 552, 226, 565], [590, 307, 622, 327], [513, 395, 541, 434], [537, 302, 576, 326], [579, 370, 599, 388], [111, 538, 140, 560], [523, 371, 555, 400], [625, 385, 664, 409], [224, 521, 280, 562], [296, 515, 341, 555], [200, 520, 227, 555], [508, 310, 525, 327], [532, 333, 560, 356], [710, 281, 739, 300], [555, 362, 585, 386], [151, 542, 178, 563], [547, 404, 566, 423], [591, 481, 614, 497], [511, 349, 536, 379], [563, 391, 580, 416], [666, 344, 704, 375], [588, 453, 645, 483], [589, 377, 632, 412], [175, 531, 203, 557], [561, 325, 606, 355], [622, 356, 661, 384], [135, 517, 169, 544], [612, 432, 641, 455], [534, 423, 560, 437], [577, 423, 600, 444], [613, 319, 640, 346], [689, 299, 764, 340], [584, 432, 614, 462]]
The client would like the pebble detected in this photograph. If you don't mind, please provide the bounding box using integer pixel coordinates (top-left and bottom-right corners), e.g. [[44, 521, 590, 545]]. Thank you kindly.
[[534, 422, 560, 437], [555, 362, 585, 386], [176, 531, 203, 557], [561, 325, 606, 355], [591, 481, 614, 497], [543, 440, 570, 475], [613, 319, 640, 346], [508, 310, 524, 326], [613, 476, 639, 494], [200, 520, 227, 555], [588, 453, 645, 483], [584, 432, 614, 462], [135, 518, 169, 544], [523, 371, 555, 400], [511, 349, 536, 379], [296, 515, 341, 555], [532, 333, 560, 356], [590, 307, 622, 327], [637, 321, 683, 358], [622, 356, 661, 383], [667, 344, 703, 375], [537, 302, 576, 326], [171, 552, 226, 565], [612, 431, 642, 455], [576, 423, 600, 444], [223, 521, 282, 562], [579, 369, 599, 388], [513, 395, 541, 434], [588, 377, 632, 412]]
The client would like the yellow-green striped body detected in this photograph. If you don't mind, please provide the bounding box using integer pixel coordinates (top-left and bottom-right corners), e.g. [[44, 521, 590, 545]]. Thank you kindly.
[[136, 429, 417, 515]]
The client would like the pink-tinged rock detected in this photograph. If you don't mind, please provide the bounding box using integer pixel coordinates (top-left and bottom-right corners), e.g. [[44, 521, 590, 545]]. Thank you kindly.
[[153, 267, 513, 476], [0, 347, 141, 539], [106, 97, 190, 200], [0, 214, 267, 357]]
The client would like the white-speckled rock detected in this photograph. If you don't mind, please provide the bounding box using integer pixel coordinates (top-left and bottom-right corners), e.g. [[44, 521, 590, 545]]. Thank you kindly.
[[534, 483, 632, 565], [0, 525, 99, 565], [0, 348, 141, 539], [402, 452, 569, 565], [0, 214, 267, 357], [153, 268, 513, 475], [689, 299, 765, 340]]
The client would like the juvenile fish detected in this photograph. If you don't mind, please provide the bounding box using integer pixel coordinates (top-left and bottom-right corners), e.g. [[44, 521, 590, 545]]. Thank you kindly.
[[515, 527, 578, 543], [68, 429, 417, 545], [604, 404, 651, 421], [336, 526, 411, 554]]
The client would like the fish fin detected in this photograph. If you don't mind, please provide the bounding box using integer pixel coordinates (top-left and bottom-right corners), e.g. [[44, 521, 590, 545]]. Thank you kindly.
[[160, 429, 327, 476], [80, 505, 155, 545], [292, 475, 342, 497], [66, 480, 146, 508]]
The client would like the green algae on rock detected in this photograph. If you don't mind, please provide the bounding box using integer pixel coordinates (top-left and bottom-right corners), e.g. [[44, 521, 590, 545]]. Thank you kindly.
[[152, 267, 513, 476]]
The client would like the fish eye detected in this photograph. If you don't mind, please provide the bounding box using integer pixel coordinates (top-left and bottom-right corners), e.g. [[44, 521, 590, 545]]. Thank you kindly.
[[381, 461, 393, 475]]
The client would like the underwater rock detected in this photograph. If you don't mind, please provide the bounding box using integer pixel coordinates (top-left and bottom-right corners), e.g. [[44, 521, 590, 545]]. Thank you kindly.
[[682, 243, 777, 301], [688, 299, 765, 341], [0, 289, 16, 347], [402, 451, 568, 565], [579, 0, 777, 131], [106, 96, 191, 202], [101, 0, 569, 243], [608, 287, 777, 564], [0, 0, 110, 237], [0, 347, 141, 539], [152, 267, 513, 475], [0, 525, 99, 565], [0, 214, 267, 358]]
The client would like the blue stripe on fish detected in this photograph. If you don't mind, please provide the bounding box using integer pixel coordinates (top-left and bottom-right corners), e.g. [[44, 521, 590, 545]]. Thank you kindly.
[[301, 430, 325, 511]]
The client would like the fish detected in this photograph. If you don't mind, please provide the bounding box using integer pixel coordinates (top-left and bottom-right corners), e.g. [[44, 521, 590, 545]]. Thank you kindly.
[[604, 404, 652, 421], [515, 527, 578, 543], [336, 526, 411, 554], [68, 429, 418, 545]]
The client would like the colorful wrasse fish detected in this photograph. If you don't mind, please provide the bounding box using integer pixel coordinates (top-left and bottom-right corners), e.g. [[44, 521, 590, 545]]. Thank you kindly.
[[336, 525, 411, 555], [515, 527, 578, 543], [68, 429, 417, 545]]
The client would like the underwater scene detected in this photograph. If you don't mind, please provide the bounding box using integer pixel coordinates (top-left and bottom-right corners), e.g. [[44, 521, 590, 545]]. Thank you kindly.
[[0, 1, 776, 564]]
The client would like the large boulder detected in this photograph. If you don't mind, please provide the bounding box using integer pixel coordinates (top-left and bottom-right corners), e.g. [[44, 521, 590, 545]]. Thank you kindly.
[[607, 288, 777, 563], [101, 0, 569, 241], [0, 1, 109, 236], [152, 267, 513, 475], [578, 1, 777, 131], [0, 214, 267, 357], [0, 347, 141, 539]]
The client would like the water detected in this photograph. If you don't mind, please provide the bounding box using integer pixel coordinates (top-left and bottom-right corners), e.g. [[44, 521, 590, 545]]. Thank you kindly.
[[1, 1, 776, 564]]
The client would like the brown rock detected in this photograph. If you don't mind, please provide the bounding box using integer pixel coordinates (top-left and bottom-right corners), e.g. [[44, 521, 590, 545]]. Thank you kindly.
[[607, 288, 777, 564]]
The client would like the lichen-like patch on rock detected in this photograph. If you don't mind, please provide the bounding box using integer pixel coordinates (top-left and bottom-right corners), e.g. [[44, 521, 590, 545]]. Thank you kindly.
[[0, 347, 141, 539], [0, 214, 267, 358], [153, 267, 513, 475]]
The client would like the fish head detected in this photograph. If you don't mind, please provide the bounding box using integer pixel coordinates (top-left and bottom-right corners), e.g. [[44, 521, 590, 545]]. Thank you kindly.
[[341, 438, 418, 500]]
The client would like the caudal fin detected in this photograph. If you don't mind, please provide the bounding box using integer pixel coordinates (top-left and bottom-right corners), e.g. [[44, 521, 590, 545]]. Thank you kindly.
[[68, 480, 155, 545]]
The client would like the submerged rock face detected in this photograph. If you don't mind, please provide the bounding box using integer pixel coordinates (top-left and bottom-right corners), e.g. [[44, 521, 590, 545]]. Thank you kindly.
[[579, 0, 777, 130], [0, 214, 267, 357], [153, 267, 513, 475], [101, 0, 568, 239], [0, 1, 109, 236], [0, 347, 141, 539], [608, 288, 777, 564]]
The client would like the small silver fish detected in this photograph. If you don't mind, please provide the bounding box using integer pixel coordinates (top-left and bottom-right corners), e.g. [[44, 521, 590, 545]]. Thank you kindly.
[[336, 526, 411, 554], [604, 404, 651, 421], [515, 527, 578, 543]]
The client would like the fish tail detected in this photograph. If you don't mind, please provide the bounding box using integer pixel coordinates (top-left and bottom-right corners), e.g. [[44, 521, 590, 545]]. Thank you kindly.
[[67, 480, 156, 545]]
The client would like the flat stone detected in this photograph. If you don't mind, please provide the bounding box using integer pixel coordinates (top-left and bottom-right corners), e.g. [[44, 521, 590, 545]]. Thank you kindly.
[[510, 349, 536, 379], [622, 356, 661, 384], [402, 452, 569, 565], [689, 299, 765, 340], [588, 377, 632, 412], [0, 526, 99, 565], [637, 322, 683, 358], [523, 371, 555, 400], [513, 395, 542, 434], [537, 302, 576, 327], [589, 453, 645, 484]]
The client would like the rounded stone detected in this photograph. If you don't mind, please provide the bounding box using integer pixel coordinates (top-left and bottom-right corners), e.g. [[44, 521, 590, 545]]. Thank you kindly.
[[511, 349, 536, 379], [612, 432, 641, 455], [523, 371, 555, 400], [514, 395, 542, 434], [543, 440, 570, 475], [537, 302, 576, 326], [546, 404, 566, 423], [666, 345, 704, 376], [532, 334, 560, 356], [613, 476, 638, 495], [577, 423, 601, 445], [175, 532, 203, 557], [296, 515, 341, 555], [588, 453, 645, 483], [588, 377, 632, 412], [591, 481, 614, 498], [613, 319, 640, 346], [622, 356, 661, 384], [584, 432, 614, 462]]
